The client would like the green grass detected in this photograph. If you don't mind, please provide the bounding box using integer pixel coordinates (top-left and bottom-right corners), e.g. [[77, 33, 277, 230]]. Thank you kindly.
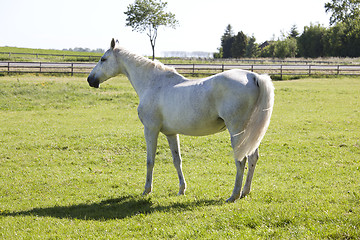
[[0, 75, 359, 239], [0, 46, 102, 62]]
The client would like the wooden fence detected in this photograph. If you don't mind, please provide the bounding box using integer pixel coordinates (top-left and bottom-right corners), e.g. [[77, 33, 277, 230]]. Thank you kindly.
[[2, 61, 360, 78], [0, 62, 95, 76]]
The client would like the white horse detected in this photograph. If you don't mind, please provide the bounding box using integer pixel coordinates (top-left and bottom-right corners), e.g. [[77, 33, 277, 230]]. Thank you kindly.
[[87, 39, 274, 202]]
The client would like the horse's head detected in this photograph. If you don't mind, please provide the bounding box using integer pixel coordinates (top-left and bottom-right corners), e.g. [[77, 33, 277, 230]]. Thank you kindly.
[[87, 39, 120, 88]]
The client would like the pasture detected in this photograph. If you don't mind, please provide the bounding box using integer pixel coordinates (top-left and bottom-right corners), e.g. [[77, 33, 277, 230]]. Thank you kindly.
[[0, 75, 359, 239]]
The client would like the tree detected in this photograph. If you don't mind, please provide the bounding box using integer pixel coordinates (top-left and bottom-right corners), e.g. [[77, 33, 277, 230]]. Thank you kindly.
[[275, 38, 298, 58], [325, 0, 360, 56], [343, 25, 360, 56], [231, 31, 248, 58], [220, 24, 235, 58], [218, 26, 260, 58], [259, 38, 297, 59], [124, 0, 178, 60], [222, 24, 234, 39], [260, 43, 276, 58], [213, 47, 223, 58], [323, 22, 347, 56], [325, 0, 360, 26], [297, 24, 327, 58], [245, 36, 260, 58], [289, 25, 300, 38]]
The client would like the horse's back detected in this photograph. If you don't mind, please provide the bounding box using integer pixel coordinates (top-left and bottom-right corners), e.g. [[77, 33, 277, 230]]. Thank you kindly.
[[156, 69, 260, 136], [211, 69, 259, 90]]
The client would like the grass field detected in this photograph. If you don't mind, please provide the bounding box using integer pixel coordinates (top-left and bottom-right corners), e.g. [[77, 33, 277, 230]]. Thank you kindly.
[[0, 46, 102, 62], [0, 75, 359, 239]]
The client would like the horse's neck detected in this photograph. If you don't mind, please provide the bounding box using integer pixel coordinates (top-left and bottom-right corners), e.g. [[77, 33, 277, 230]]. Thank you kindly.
[[116, 48, 155, 96]]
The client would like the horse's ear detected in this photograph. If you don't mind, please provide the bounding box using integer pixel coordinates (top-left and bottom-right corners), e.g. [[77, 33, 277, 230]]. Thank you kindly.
[[111, 38, 115, 49]]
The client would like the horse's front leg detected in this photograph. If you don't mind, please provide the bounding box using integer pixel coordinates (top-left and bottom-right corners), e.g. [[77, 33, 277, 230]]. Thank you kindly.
[[166, 134, 186, 195], [143, 127, 159, 195]]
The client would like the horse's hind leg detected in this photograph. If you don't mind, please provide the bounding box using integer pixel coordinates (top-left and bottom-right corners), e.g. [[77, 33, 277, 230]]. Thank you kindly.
[[167, 134, 186, 195], [226, 157, 247, 202], [226, 130, 247, 202], [241, 148, 259, 198]]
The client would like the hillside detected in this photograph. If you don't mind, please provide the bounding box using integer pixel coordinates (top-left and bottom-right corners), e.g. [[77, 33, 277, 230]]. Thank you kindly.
[[0, 46, 102, 62]]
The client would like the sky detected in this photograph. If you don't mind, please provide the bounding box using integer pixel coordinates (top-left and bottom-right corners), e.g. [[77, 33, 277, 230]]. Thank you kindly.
[[1, 0, 330, 56]]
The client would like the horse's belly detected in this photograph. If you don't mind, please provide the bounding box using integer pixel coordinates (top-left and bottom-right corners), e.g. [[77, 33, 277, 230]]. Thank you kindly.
[[161, 116, 226, 136]]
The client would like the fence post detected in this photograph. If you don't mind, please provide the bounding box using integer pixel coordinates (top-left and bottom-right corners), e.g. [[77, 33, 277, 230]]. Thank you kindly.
[[337, 65, 340, 75], [71, 63, 74, 76], [221, 64, 224, 72], [251, 65, 254, 72], [309, 65, 312, 76], [7, 62, 10, 74], [280, 65, 283, 80], [39, 62, 42, 73], [192, 64, 195, 74]]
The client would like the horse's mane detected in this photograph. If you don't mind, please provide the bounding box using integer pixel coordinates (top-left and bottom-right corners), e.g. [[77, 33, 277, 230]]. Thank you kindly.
[[116, 47, 178, 75]]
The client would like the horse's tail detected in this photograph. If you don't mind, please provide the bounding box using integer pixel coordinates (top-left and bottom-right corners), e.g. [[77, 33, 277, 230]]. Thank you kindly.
[[234, 74, 274, 160]]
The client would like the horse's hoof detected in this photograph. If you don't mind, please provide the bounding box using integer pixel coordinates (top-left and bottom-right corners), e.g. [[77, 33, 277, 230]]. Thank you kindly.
[[177, 185, 186, 196], [142, 188, 152, 195], [240, 191, 247, 199], [226, 197, 236, 203], [226, 194, 240, 203], [142, 191, 151, 196], [177, 191, 185, 196]]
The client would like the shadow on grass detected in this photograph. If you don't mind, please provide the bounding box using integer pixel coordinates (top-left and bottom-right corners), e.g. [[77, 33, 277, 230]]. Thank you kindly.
[[1, 196, 223, 221]]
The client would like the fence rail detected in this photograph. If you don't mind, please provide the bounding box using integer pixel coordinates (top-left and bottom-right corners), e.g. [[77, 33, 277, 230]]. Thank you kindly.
[[0, 62, 95, 76], [2, 61, 360, 78]]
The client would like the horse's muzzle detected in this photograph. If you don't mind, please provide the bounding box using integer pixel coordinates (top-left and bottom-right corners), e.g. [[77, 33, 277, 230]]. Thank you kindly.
[[87, 76, 100, 88]]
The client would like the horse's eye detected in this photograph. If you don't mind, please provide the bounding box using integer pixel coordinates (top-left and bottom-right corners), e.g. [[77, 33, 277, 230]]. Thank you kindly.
[[101, 57, 106, 62]]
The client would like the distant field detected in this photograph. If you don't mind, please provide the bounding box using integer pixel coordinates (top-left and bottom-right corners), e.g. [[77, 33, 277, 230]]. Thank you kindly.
[[0, 75, 359, 239], [0, 46, 103, 62], [0, 46, 102, 55]]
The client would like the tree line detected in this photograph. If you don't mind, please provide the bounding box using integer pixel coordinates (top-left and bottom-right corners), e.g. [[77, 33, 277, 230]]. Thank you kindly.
[[62, 47, 105, 53], [215, 0, 360, 59]]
